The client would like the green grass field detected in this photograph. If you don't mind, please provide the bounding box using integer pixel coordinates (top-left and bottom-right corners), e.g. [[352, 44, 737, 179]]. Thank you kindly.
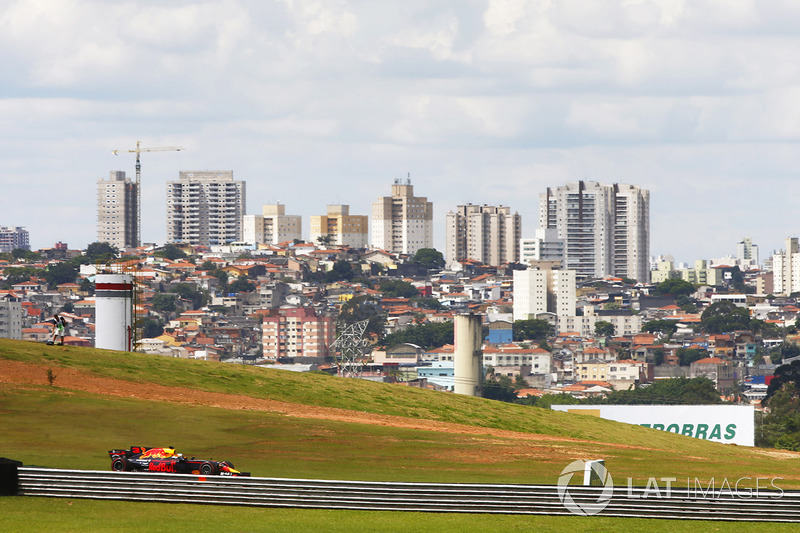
[[1, 497, 794, 533], [1, 338, 798, 530]]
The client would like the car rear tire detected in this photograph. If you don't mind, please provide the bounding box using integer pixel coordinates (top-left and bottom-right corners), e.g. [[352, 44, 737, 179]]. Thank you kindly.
[[200, 462, 215, 475], [112, 458, 128, 472]]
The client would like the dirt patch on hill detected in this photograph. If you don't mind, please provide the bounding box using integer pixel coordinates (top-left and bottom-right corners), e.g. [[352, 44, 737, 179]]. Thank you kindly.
[[0, 358, 661, 452]]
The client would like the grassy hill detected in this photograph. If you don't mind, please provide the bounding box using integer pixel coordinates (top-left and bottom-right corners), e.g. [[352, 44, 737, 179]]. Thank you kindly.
[[1, 338, 798, 488]]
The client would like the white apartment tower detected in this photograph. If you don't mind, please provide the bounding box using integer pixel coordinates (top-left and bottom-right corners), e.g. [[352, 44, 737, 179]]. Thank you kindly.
[[540, 181, 650, 282], [243, 204, 302, 246], [0, 293, 22, 340], [520, 228, 564, 266], [445, 204, 521, 267], [97, 171, 138, 250], [166, 171, 245, 246], [371, 178, 433, 255], [737, 237, 759, 267], [512, 261, 576, 321], [0, 226, 30, 253], [772, 237, 800, 296], [310, 205, 368, 248]]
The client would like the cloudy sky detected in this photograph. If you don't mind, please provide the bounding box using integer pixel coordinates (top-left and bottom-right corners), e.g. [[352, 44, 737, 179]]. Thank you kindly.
[[3, 0, 800, 264]]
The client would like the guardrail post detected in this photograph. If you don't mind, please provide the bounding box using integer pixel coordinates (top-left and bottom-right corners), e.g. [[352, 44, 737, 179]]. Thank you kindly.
[[0, 458, 22, 496]]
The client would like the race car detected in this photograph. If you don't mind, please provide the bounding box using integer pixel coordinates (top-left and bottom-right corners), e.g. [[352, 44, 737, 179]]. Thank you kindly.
[[108, 446, 250, 477]]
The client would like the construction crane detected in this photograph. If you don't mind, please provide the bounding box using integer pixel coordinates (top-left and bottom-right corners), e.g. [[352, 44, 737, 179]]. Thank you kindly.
[[112, 140, 183, 248]]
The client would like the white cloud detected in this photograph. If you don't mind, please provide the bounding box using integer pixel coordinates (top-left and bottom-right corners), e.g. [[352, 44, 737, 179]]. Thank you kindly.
[[2, 0, 800, 264]]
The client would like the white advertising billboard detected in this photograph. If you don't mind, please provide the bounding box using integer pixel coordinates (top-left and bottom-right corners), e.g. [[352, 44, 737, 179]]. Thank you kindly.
[[551, 405, 755, 446]]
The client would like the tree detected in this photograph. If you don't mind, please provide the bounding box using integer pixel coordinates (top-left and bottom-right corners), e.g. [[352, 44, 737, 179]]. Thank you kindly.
[[380, 322, 454, 350], [378, 279, 418, 298], [676, 347, 708, 366], [594, 321, 616, 338], [759, 378, 800, 449], [80, 277, 93, 294], [654, 279, 696, 297], [642, 320, 678, 336], [141, 318, 165, 339], [411, 248, 445, 270], [338, 295, 386, 339], [481, 375, 517, 402], [151, 293, 177, 314], [153, 243, 187, 261], [412, 297, 444, 310], [167, 283, 208, 309], [85, 242, 119, 263], [0, 266, 41, 288], [653, 347, 665, 366], [211, 269, 229, 291], [512, 319, 553, 341], [700, 301, 750, 333], [227, 276, 256, 293], [44, 261, 78, 286], [600, 377, 721, 405], [324, 261, 354, 283], [765, 360, 800, 403], [12, 248, 42, 262], [532, 393, 582, 409]]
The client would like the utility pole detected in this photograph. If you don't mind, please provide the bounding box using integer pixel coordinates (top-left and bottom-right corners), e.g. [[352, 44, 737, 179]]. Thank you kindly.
[[112, 140, 183, 247]]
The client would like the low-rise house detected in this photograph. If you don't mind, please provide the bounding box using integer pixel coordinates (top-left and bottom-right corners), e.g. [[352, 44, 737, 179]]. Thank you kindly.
[[482, 344, 551, 374]]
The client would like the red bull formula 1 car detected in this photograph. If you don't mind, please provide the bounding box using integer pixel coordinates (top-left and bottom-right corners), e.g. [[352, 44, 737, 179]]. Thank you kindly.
[[108, 446, 250, 476]]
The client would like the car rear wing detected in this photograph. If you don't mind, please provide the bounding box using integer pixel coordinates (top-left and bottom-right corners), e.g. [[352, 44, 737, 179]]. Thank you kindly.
[[108, 446, 151, 458]]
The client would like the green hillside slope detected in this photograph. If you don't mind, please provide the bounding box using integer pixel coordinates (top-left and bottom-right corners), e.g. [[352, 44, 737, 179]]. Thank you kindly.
[[1, 338, 798, 487]]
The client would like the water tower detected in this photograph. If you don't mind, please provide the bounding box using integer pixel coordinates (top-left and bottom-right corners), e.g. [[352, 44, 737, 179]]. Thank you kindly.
[[453, 313, 483, 396], [95, 273, 134, 351]]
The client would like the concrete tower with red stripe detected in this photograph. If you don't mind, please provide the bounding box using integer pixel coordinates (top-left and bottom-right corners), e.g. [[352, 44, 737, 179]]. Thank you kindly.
[[95, 274, 134, 351]]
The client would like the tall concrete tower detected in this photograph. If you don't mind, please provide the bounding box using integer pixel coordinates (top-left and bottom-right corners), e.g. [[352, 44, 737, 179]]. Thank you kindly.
[[95, 274, 134, 352], [453, 314, 483, 396]]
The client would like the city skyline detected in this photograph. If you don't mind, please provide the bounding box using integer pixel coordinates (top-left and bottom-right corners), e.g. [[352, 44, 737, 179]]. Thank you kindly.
[[4, 2, 800, 263]]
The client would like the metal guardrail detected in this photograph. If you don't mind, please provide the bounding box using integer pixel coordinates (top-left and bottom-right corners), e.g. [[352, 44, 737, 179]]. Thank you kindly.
[[16, 467, 800, 522]]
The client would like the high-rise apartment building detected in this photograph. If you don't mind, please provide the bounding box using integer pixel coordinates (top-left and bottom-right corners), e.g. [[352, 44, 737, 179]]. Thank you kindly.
[[512, 261, 576, 321], [243, 204, 302, 246], [310, 205, 368, 248], [772, 237, 800, 296], [0, 292, 22, 340], [166, 171, 245, 246], [0, 226, 30, 253], [261, 307, 335, 360], [371, 178, 433, 255], [445, 204, 521, 267], [540, 181, 649, 282], [520, 228, 564, 266], [97, 171, 138, 249], [737, 236, 759, 267]]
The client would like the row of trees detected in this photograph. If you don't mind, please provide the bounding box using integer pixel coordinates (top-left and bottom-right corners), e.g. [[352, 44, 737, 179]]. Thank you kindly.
[[484, 377, 723, 406]]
